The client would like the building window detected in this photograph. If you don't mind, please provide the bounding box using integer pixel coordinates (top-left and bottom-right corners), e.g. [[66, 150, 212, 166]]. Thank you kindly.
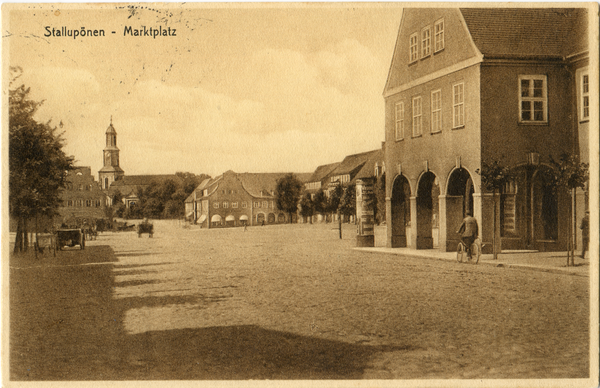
[[263, 201, 268, 208], [242, 202, 247, 208], [412, 96, 422, 137], [232, 202, 238, 208], [223, 202, 229, 208], [434, 19, 444, 52], [254, 201, 259, 208], [270, 201, 274, 208], [431, 90, 442, 133], [85, 200, 92, 207], [453, 83, 465, 128], [67, 200, 73, 207], [421, 26, 431, 58], [214, 202, 219, 209], [581, 73, 589, 120], [395, 102, 404, 140], [95, 199, 101, 207], [409, 33, 418, 63], [519, 75, 547, 123]]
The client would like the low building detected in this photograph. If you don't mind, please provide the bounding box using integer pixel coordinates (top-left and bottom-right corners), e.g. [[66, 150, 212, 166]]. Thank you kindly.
[[109, 174, 183, 208], [187, 170, 311, 228], [58, 166, 110, 226]]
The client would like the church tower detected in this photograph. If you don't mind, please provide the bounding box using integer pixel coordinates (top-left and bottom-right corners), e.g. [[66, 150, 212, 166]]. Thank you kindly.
[[98, 117, 125, 190]]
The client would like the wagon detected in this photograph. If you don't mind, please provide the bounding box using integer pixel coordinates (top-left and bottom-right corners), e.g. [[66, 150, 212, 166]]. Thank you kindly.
[[56, 228, 85, 250], [137, 222, 154, 238]]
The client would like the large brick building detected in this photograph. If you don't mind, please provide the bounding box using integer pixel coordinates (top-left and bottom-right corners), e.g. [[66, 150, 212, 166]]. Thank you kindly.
[[57, 166, 109, 226], [383, 8, 590, 252]]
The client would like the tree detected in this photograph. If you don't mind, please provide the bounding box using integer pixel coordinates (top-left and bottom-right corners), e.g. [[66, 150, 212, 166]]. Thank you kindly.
[[312, 189, 328, 221], [476, 161, 511, 260], [299, 193, 314, 223], [374, 173, 386, 225], [549, 153, 589, 266], [340, 183, 357, 222], [329, 184, 344, 237], [9, 67, 75, 253], [275, 173, 304, 223]]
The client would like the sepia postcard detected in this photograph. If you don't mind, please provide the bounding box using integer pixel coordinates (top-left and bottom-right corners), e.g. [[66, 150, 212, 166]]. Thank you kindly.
[[2, 2, 599, 388]]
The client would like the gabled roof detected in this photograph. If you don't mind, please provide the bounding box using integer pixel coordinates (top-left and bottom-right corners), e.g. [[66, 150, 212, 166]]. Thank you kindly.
[[329, 150, 377, 177], [110, 174, 182, 187], [239, 172, 310, 198], [460, 8, 588, 58], [355, 149, 385, 180], [307, 162, 341, 183]]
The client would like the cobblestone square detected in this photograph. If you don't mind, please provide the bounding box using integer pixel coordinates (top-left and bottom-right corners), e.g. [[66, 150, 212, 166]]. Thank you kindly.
[[10, 221, 590, 381]]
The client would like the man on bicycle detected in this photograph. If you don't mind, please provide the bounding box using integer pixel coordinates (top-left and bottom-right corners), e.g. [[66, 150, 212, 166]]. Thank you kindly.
[[457, 210, 478, 260]]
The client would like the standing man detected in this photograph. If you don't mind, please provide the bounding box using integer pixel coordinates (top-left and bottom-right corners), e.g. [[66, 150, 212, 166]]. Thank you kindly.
[[580, 210, 589, 259], [457, 210, 478, 259]]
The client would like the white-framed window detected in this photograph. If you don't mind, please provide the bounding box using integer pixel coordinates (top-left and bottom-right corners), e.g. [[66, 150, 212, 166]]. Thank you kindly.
[[214, 202, 219, 209], [453, 83, 465, 128], [519, 75, 547, 123], [242, 202, 247, 208], [431, 89, 442, 133], [263, 201, 268, 208], [412, 96, 422, 137], [581, 73, 589, 120], [421, 26, 431, 58], [254, 201, 259, 208], [434, 19, 444, 52], [409, 33, 419, 63], [270, 201, 274, 208], [395, 102, 404, 140], [67, 200, 73, 207], [223, 202, 229, 208], [232, 202, 238, 208]]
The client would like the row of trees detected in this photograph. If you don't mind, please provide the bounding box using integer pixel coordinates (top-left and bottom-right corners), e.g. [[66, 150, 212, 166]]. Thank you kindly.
[[108, 172, 210, 220], [9, 67, 75, 253]]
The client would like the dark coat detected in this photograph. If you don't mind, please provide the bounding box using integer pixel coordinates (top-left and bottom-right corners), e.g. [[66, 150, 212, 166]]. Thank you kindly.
[[457, 216, 478, 238]]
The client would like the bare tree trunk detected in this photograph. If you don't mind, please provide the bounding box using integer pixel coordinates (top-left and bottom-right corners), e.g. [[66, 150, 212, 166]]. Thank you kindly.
[[14, 217, 23, 253], [338, 211, 342, 239], [23, 218, 29, 252], [572, 187, 576, 266]]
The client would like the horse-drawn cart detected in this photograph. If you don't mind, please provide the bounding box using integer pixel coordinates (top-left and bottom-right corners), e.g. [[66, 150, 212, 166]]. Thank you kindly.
[[56, 228, 85, 250], [137, 221, 154, 238]]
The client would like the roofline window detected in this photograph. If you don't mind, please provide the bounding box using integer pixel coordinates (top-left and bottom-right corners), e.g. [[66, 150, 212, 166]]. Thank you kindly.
[[409, 32, 419, 63], [434, 19, 444, 53]]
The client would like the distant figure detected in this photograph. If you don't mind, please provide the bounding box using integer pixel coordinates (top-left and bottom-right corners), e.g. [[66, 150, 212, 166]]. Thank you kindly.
[[580, 210, 589, 259], [457, 210, 478, 259], [261, 220, 265, 226]]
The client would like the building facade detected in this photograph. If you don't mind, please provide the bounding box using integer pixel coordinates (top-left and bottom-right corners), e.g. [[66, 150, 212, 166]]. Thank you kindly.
[[384, 8, 589, 252], [186, 170, 310, 228], [58, 166, 109, 225]]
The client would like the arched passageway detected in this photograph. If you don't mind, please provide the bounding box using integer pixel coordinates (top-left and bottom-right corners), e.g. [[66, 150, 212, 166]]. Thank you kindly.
[[446, 168, 474, 250], [416, 172, 440, 249], [390, 175, 411, 247]]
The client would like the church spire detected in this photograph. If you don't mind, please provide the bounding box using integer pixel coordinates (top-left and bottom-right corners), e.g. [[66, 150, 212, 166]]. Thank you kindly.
[[99, 117, 124, 190]]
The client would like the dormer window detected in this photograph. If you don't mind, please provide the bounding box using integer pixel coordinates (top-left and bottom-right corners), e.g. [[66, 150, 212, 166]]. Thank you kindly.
[[421, 26, 431, 58], [434, 19, 444, 52], [409, 33, 418, 63]]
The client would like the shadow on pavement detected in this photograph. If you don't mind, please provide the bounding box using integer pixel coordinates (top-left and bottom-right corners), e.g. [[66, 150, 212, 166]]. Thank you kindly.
[[10, 244, 396, 381]]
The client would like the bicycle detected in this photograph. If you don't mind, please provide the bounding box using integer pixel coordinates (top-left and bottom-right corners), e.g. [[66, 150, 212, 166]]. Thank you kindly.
[[456, 238, 481, 264]]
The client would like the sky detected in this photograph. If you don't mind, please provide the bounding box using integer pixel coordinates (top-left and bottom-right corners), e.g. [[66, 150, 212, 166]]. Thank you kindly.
[[7, 3, 404, 177]]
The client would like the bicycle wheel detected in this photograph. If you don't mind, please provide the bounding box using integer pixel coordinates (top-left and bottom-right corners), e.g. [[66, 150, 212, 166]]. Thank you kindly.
[[457, 242, 465, 263], [471, 241, 480, 264]]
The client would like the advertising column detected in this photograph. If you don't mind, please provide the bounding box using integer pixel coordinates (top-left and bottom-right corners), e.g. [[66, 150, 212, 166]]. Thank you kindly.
[[356, 179, 375, 247]]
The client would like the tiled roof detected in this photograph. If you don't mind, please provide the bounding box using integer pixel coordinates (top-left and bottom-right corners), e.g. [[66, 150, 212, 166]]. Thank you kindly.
[[355, 149, 384, 180], [110, 174, 182, 187], [239, 172, 310, 198], [330, 150, 377, 177], [460, 8, 588, 58], [307, 162, 341, 183]]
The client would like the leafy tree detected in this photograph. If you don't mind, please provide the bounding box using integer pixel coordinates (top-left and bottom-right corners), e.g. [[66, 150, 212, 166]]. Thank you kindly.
[[549, 153, 589, 266], [275, 173, 304, 223], [476, 161, 512, 260], [340, 183, 357, 221], [312, 189, 328, 220], [374, 173, 386, 225], [9, 67, 75, 253], [299, 192, 314, 223], [328, 185, 343, 221]]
